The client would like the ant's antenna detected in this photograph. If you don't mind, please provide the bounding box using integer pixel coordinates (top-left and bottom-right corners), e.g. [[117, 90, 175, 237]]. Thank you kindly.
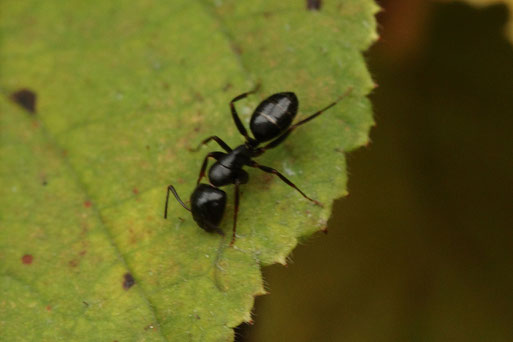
[[165, 185, 191, 219]]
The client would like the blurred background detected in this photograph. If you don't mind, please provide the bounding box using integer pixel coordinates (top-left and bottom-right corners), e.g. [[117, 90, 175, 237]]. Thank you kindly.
[[238, 1, 513, 341]]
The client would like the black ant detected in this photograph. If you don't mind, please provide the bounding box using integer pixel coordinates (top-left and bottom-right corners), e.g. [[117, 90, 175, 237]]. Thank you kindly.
[[165, 86, 352, 245]]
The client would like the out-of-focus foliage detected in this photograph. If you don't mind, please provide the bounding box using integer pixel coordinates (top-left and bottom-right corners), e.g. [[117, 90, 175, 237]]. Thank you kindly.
[[245, 3, 513, 341]]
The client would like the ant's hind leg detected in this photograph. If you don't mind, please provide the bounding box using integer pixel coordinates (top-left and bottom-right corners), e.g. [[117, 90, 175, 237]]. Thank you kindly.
[[262, 87, 353, 151]]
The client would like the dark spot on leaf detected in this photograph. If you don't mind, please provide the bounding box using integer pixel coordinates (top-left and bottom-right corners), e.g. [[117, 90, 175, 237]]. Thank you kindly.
[[123, 273, 135, 290], [10, 89, 37, 113], [69, 259, 79, 267], [195, 314, 200, 320], [193, 91, 204, 102], [306, 0, 322, 11], [178, 217, 185, 222], [84, 201, 92, 208], [223, 83, 233, 92], [42, 180, 48, 186], [46, 305, 52, 311], [162, 81, 169, 89], [132, 188, 139, 195], [231, 43, 243, 55], [21, 254, 33, 265], [145, 145, 150, 150], [83, 301, 89, 306], [263, 11, 273, 18], [79, 250, 87, 256]]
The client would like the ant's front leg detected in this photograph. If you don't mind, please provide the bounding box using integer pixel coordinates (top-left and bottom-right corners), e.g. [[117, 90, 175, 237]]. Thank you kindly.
[[230, 180, 241, 246], [197, 152, 225, 184]]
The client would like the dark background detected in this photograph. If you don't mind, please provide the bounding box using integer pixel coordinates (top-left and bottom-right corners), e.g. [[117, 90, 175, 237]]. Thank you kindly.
[[239, 1, 513, 341]]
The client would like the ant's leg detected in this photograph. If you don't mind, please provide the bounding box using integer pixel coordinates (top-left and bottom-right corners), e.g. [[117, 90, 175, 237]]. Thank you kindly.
[[191, 136, 232, 152], [230, 84, 260, 142], [230, 181, 241, 246], [248, 161, 322, 207], [262, 88, 353, 151], [197, 152, 225, 184], [165, 185, 191, 218]]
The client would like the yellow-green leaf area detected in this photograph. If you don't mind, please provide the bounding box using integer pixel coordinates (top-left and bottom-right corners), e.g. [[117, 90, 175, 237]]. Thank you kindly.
[[0, 0, 377, 340]]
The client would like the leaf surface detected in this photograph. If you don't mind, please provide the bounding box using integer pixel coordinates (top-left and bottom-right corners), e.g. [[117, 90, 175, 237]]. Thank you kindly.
[[0, 0, 377, 340]]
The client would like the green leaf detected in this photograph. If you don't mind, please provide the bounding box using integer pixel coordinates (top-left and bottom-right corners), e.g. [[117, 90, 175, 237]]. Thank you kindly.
[[0, 0, 377, 340]]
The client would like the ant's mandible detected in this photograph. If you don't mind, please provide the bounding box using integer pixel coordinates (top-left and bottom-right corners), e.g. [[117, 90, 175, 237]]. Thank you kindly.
[[165, 86, 352, 245]]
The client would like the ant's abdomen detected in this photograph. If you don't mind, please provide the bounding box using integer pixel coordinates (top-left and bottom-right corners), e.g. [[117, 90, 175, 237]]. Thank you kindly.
[[250, 92, 298, 142], [190, 184, 226, 233]]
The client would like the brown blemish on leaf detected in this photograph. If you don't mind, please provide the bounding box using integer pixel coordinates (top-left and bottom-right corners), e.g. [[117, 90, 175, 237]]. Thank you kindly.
[[128, 227, 138, 245], [123, 273, 135, 290], [132, 188, 139, 195], [21, 254, 33, 265], [46, 305, 52, 311], [223, 83, 233, 92], [10, 89, 37, 113], [260, 173, 274, 190], [193, 91, 204, 102], [69, 259, 79, 268], [83, 201, 92, 208], [306, 0, 322, 11], [231, 42, 243, 55]]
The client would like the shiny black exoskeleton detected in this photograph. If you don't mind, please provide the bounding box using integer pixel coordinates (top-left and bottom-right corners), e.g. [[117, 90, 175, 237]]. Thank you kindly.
[[165, 86, 352, 245]]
